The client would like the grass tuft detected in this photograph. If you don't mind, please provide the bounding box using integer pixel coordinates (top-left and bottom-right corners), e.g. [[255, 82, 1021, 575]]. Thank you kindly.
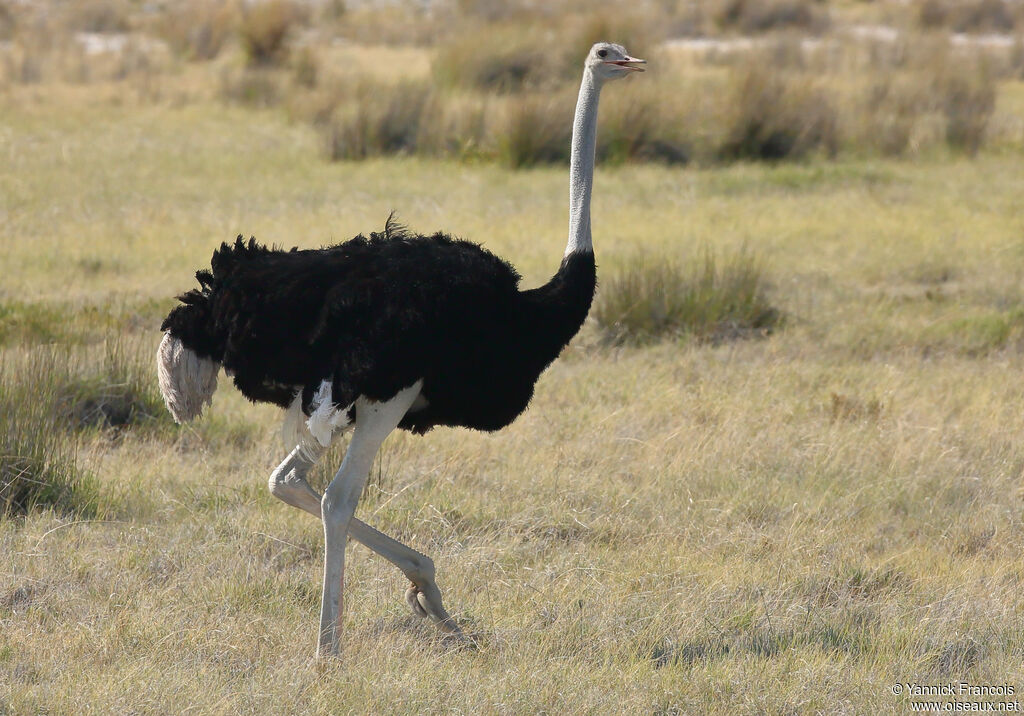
[[594, 249, 781, 344], [0, 338, 170, 516], [938, 67, 996, 156], [63, 0, 132, 34], [432, 24, 547, 93], [0, 351, 99, 516], [597, 80, 691, 165], [319, 81, 436, 161], [239, 0, 303, 67], [721, 63, 838, 161], [496, 92, 573, 168], [717, 0, 830, 34], [59, 341, 170, 433], [158, 0, 238, 62]]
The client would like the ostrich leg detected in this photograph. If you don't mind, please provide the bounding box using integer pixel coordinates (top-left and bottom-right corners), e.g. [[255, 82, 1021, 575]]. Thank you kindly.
[[317, 383, 423, 657], [268, 447, 462, 635]]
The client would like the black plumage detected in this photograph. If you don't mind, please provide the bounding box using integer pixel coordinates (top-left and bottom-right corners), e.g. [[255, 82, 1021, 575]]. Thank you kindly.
[[160, 218, 596, 434]]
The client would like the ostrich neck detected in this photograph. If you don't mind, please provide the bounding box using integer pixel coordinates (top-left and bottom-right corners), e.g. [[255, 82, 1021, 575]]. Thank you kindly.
[[566, 69, 601, 257], [514, 66, 601, 367]]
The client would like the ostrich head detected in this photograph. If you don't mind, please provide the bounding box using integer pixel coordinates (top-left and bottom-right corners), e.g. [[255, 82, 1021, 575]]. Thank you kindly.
[[586, 42, 646, 82]]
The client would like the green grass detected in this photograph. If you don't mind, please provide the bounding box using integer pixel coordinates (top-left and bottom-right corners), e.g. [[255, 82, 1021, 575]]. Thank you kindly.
[[594, 249, 781, 343], [0, 338, 176, 516], [4, 96, 1024, 713], [0, 297, 168, 347], [0, 350, 100, 516]]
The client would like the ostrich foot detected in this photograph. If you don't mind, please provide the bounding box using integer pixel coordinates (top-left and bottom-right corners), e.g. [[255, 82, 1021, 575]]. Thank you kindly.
[[405, 582, 430, 618], [405, 581, 467, 639]]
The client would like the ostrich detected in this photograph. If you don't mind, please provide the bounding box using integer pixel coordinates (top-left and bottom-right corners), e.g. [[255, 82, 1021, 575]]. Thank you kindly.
[[157, 43, 645, 657]]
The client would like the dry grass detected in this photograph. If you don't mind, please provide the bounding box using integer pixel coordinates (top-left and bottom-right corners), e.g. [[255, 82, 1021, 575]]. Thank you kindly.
[[1, 3, 1022, 162], [4, 97, 1024, 712], [432, 23, 551, 93], [4, 2, 1024, 712], [918, 0, 1020, 34], [0, 340, 162, 516], [239, 0, 305, 67], [157, 0, 238, 62], [716, 0, 831, 34], [495, 91, 574, 168], [593, 249, 781, 343], [0, 354, 96, 516], [939, 66, 997, 155], [721, 63, 839, 161], [317, 81, 438, 160]]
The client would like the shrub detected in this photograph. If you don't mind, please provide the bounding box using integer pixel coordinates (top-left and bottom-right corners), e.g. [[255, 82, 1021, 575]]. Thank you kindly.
[[918, 0, 1017, 33], [416, 94, 489, 159], [0, 3, 16, 42], [159, 0, 238, 62], [937, 67, 995, 155], [432, 23, 551, 93], [320, 81, 437, 160], [597, 81, 690, 165], [594, 249, 781, 344], [62, 0, 133, 34], [239, 0, 304, 67], [291, 45, 318, 89], [917, 0, 950, 29], [862, 75, 928, 157], [952, 0, 1016, 33], [720, 64, 838, 161], [326, 3, 440, 46], [717, 0, 830, 34], [495, 92, 573, 168]]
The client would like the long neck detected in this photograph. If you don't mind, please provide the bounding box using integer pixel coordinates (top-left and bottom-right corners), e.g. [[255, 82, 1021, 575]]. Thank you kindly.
[[566, 69, 601, 257], [514, 66, 601, 366]]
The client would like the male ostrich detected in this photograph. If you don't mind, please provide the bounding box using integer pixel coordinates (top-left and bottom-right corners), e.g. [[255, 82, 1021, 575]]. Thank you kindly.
[[157, 43, 645, 657]]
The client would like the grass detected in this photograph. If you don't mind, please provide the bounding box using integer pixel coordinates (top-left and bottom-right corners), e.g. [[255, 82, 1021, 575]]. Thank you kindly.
[[59, 341, 171, 434], [594, 249, 781, 343], [0, 350, 98, 516], [0, 335, 177, 517], [3, 98, 1024, 713], [5, 2, 1021, 165], [4, 9, 1024, 711], [238, 0, 304, 67], [716, 0, 831, 34], [720, 63, 839, 161], [432, 23, 550, 93]]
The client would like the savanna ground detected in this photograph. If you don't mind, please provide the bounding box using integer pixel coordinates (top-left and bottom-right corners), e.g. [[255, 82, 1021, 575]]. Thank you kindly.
[[5, 1, 1024, 714]]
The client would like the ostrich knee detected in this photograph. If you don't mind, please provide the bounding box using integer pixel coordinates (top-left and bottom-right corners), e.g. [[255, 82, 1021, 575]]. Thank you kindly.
[[267, 464, 289, 500], [405, 553, 435, 587], [268, 448, 323, 518]]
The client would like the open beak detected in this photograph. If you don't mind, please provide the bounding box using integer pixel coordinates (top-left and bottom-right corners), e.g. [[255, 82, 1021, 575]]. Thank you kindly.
[[604, 56, 646, 72]]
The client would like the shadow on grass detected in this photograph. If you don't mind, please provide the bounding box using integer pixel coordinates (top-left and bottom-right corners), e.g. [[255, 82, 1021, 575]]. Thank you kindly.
[[642, 621, 871, 669]]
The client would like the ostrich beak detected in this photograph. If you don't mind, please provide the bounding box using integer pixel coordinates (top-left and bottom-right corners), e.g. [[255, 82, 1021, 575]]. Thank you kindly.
[[604, 56, 646, 72]]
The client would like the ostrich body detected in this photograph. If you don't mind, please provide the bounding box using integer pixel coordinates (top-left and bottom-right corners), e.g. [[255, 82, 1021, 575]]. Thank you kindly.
[[157, 43, 645, 657]]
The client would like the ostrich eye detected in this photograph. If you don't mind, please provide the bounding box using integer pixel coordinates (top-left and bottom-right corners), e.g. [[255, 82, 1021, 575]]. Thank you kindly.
[[597, 49, 607, 58]]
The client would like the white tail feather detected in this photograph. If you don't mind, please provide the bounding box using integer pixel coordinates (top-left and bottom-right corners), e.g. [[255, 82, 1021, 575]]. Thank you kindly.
[[305, 379, 354, 448], [157, 332, 219, 423]]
